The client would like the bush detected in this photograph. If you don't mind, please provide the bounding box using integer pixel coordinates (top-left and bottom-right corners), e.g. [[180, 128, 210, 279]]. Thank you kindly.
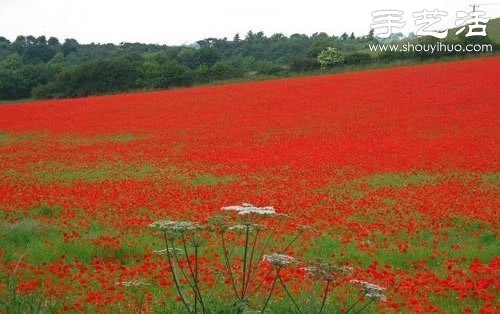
[[160, 61, 194, 87], [317, 47, 344, 69], [0, 68, 28, 100], [256, 62, 286, 75], [288, 57, 320, 72], [33, 59, 139, 98], [209, 62, 243, 81], [343, 52, 373, 66]]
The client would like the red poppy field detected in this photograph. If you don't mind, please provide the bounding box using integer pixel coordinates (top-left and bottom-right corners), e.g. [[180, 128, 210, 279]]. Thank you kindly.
[[0, 57, 499, 312]]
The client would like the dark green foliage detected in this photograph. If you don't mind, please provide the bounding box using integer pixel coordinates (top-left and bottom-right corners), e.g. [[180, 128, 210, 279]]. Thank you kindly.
[[136, 60, 193, 89], [256, 62, 286, 75], [209, 61, 243, 81], [160, 61, 194, 87], [344, 52, 373, 66], [0, 53, 51, 99], [61, 38, 79, 56], [289, 57, 320, 72], [0, 21, 497, 100], [33, 59, 139, 98]]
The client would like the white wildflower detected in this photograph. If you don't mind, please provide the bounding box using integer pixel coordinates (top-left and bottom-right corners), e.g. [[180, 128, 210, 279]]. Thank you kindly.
[[228, 223, 265, 233], [116, 280, 150, 287], [263, 253, 297, 267], [228, 224, 251, 232], [333, 265, 354, 276], [222, 203, 276, 216], [153, 248, 184, 256], [301, 264, 353, 281], [301, 266, 335, 281], [350, 280, 387, 301], [148, 220, 200, 232], [366, 292, 388, 301]]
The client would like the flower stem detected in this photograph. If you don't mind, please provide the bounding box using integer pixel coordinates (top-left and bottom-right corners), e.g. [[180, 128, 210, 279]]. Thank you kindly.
[[194, 244, 206, 313], [241, 223, 250, 299], [261, 267, 280, 313], [319, 280, 331, 314], [344, 293, 366, 313], [206, 233, 240, 303], [180, 233, 200, 312], [170, 240, 196, 292], [281, 230, 303, 253], [277, 273, 302, 313], [246, 228, 302, 299], [163, 232, 191, 313], [221, 231, 239, 299], [244, 229, 259, 296], [355, 298, 374, 313]]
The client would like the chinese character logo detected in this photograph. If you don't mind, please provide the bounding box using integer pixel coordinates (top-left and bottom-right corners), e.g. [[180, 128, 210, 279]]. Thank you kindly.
[[456, 10, 489, 36], [371, 10, 406, 38], [413, 9, 448, 39]]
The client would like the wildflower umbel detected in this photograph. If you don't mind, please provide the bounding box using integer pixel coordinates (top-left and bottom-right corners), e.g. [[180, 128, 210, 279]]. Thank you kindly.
[[302, 262, 353, 282], [116, 280, 150, 287], [263, 254, 297, 267], [228, 223, 265, 233], [148, 220, 200, 232], [153, 248, 184, 256], [350, 280, 387, 301], [222, 203, 276, 215]]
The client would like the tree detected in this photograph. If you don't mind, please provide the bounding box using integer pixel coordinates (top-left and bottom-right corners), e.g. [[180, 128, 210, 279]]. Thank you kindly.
[[62, 38, 79, 56], [317, 47, 344, 69], [195, 46, 221, 67], [13, 36, 27, 54], [288, 57, 320, 72], [160, 61, 193, 87], [0, 67, 25, 99], [194, 64, 211, 83], [367, 29, 375, 41], [48, 37, 60, 46], [209, 61, 243, 81], [340, 33, 349, 41], [245, 31, 255, 41], [257, 61, 285, 75], [308, 36, 334, 58], [343, 52, 372, 66], [34, 59, 138, 98], [47, 52, 66, 76], [137, 60, 163, 89], [0, 37, 11, 45], [1, 53, 22, 70]]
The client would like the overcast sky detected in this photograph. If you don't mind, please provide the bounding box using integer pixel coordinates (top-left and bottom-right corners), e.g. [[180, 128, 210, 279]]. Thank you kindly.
[[1, 0, 499, 45]]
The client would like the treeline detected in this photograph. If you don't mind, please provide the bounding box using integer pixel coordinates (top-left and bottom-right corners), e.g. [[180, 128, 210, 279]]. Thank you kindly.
[[0, 31, 496, 100]]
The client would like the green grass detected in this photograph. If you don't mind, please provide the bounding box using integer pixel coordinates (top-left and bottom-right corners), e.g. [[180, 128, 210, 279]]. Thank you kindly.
[[0, 132, 10, 142], [0, 132, 45, 144], [368, 172, 438, 189], [34, 162, 155, 182], [0, 213, 157, 265], [28, 205, 62, 217], [482, 172, 500, 186], [60, 133, 137, 145], [319, 171, 440, 202], [188, 174, 238, 187], [309, 213, 498, 272]]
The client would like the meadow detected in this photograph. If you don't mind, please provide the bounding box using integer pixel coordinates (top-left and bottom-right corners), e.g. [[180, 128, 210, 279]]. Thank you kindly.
[[0, 57, 498, 313]]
